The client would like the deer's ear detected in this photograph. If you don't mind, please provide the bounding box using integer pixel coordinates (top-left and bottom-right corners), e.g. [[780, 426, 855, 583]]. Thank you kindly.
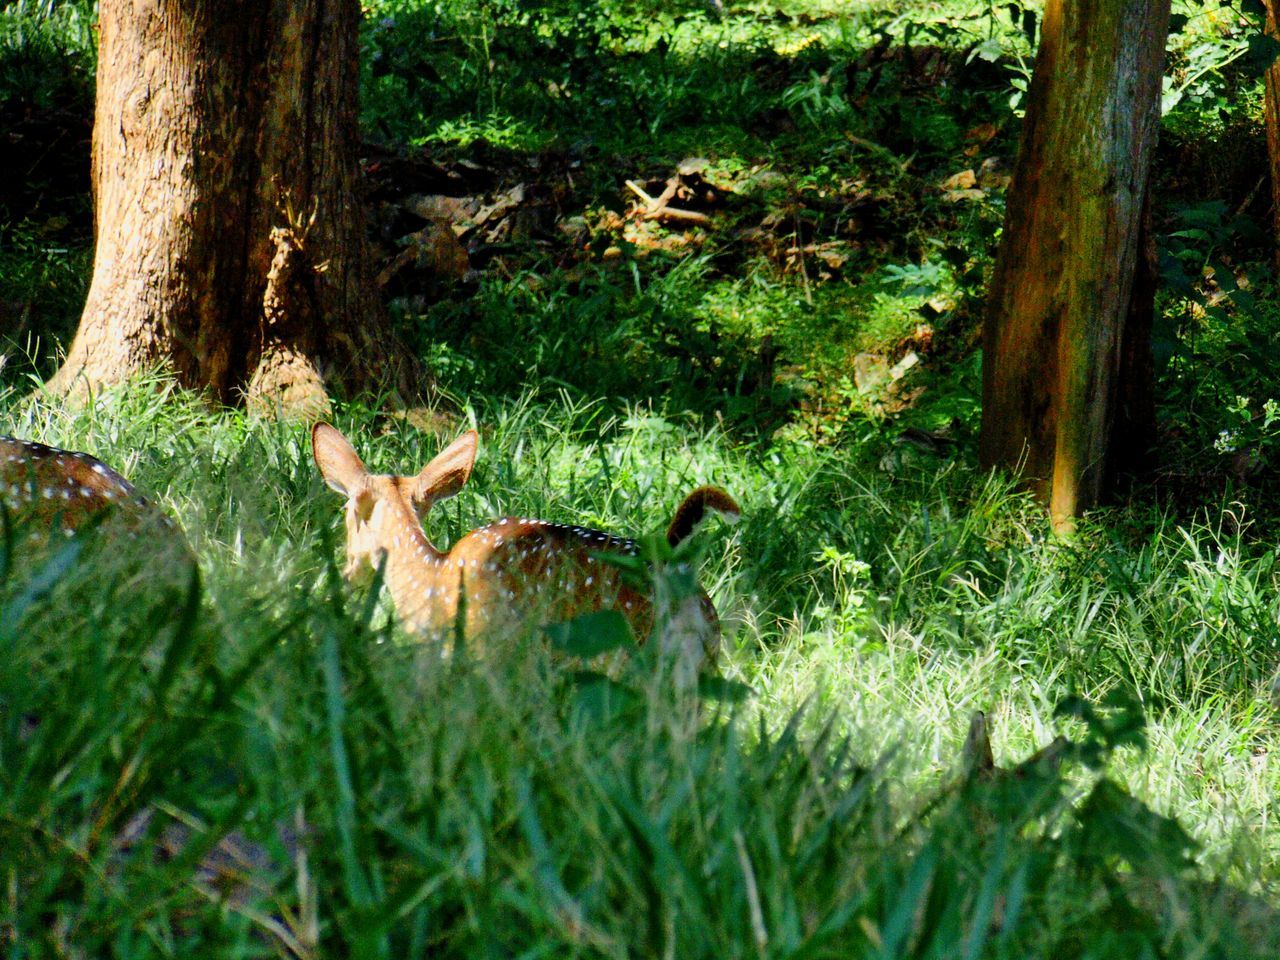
[[312, 423, 370, 497], [412, 430, 477, 506]]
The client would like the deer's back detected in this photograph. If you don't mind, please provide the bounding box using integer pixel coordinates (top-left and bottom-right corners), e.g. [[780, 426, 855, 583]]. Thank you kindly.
[[0, 437, 190, 579], [416, 517, 653, 641], [1, 437, 154, 534]]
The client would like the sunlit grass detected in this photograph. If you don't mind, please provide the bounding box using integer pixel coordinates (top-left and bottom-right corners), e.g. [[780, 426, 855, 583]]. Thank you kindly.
[[4, 381, 1279, 923], [2, 379, 1277, 953]]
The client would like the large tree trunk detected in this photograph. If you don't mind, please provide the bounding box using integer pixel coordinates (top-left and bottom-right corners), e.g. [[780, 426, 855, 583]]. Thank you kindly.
[[49, 0, 420, 416], [979, 0, 1170, 531]]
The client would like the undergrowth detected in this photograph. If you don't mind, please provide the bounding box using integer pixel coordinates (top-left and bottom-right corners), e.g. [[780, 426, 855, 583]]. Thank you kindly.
[[1, 381, 1278, 954]]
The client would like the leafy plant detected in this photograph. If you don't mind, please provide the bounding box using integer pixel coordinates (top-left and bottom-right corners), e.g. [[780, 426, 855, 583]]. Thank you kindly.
[[1155, 199, 1264, 370], [0, 0, 95, 105]]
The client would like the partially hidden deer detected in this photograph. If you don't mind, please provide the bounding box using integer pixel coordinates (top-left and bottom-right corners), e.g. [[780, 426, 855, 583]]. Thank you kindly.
[[0, 440, 257, 918], [312, 423, 740, 666], [0, 435, 188, 568], [1, 436, 156, 535]]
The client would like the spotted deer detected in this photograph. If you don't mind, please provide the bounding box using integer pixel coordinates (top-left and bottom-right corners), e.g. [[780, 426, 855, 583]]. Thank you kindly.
[[312, 423, 739, 665], [0, 435, 186, 568]]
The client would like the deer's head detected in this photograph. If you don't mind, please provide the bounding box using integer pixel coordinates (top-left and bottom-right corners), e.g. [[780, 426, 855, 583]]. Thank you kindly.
[[311, 423, 478, 584]]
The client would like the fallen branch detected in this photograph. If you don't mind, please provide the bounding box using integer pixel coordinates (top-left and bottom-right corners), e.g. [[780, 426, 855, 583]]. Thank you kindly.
[[647, 206, 711, 225], [625, 178, 711, 225], [624, 178, 657, 206]]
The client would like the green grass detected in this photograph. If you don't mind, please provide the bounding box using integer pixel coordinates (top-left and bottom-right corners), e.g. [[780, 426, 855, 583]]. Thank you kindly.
[[0, 0, 95, 103], [0, 0, 96, 379], [2, 380, 1279, 955]]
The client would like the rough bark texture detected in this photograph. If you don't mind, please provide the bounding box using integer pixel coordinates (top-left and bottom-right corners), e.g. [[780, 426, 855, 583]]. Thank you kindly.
[[1266, 0, 1280, 267], [49, 0, 419, 415], [979, 0, 1170, 530]]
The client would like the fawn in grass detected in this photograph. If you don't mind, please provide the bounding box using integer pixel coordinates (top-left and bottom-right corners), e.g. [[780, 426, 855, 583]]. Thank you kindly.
[[312, 423, 740, 666]]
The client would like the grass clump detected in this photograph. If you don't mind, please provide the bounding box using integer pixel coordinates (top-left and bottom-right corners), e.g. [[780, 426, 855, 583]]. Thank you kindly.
[[0, 0, 95, 106]]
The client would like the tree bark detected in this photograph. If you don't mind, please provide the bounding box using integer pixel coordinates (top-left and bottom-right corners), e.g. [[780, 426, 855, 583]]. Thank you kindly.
[[49, 0, 420, 416], [1265, 0, 1280, 268], [979, 0, 1170, 531]]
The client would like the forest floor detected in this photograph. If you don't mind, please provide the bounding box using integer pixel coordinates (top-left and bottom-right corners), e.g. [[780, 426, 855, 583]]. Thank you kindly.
[[3, 0, 1280, 955]]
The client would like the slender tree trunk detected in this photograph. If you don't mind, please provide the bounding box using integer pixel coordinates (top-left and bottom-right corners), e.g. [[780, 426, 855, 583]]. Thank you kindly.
[[49, 0, 420, 416], [980, 0, 1170, 531], [1265, 0, 1280, 268]]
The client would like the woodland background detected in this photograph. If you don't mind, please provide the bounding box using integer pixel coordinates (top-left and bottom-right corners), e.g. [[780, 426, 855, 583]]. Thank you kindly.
[[2, 0, 1280, 955]]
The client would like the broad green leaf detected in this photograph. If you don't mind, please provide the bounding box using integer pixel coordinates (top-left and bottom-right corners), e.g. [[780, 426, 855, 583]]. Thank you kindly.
[[544, 609, 635, 658], [1242, 33, 1280, 78]]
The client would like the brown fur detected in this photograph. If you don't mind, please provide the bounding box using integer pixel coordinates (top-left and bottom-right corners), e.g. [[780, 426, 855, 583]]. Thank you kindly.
[[1, 436, 154, 535], [0, 436, 190, 581]]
